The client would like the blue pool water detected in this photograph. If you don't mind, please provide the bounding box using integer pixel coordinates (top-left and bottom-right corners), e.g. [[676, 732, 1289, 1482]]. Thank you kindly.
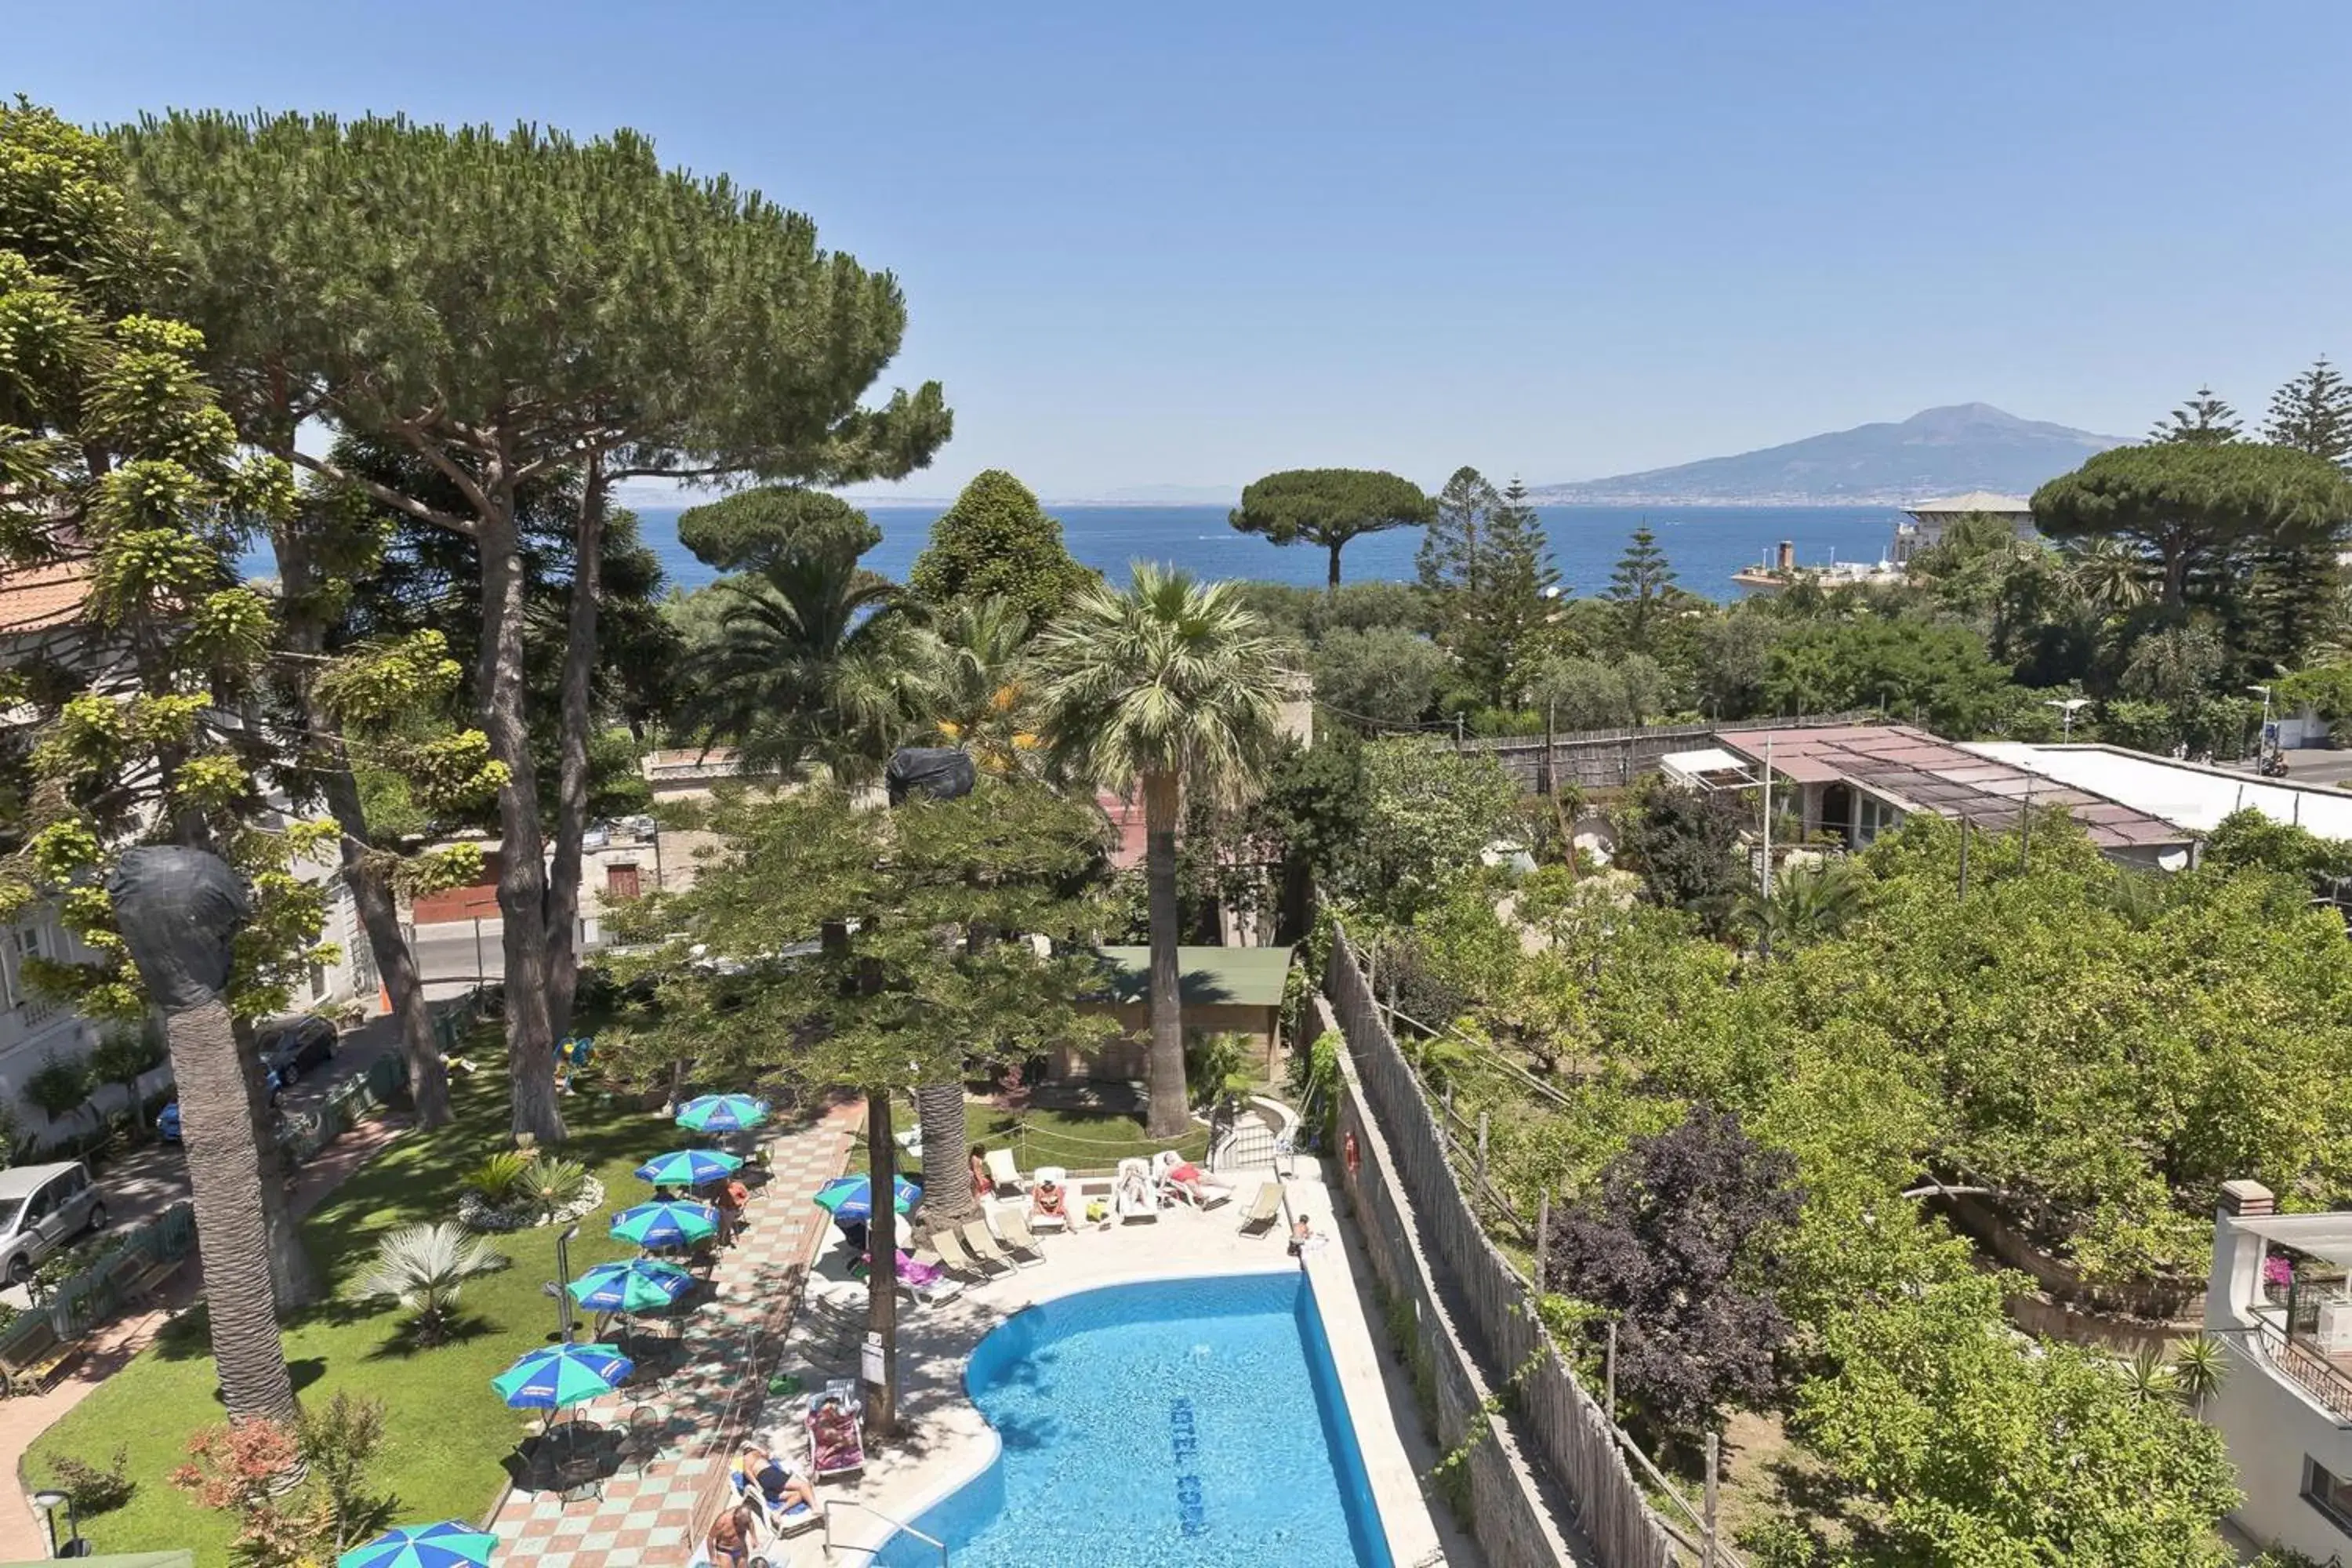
[[874, 1272, 1393, 1568]]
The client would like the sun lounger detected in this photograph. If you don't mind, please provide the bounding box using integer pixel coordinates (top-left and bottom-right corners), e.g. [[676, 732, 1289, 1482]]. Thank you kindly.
[[928, 1225, 1010, 1279], [962, 1219, 1036, 1272], [994, 1207, 1048, 1262], [806, 1385, 866, 1479], [1240, 1180, 1284, 1234], [1114, 1156, 1161, 1223], [1026, 1166, 1072, 1232], [1152, 1149, 1235, 1210], [984, 1148, 1025, 1196]]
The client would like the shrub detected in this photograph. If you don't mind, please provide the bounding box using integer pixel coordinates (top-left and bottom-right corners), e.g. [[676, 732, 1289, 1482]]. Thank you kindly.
[[47, 1444, 133, 1515], [1182, 1032, 1255, 1110], [461, 1151, 530, 1204], [22, 1051, 93, 1126], [88, 1025, 165, 1096], [350, 1223, 508, 1344], [299, 1392, 390, 1550], [519, 1156, 589, 1218]]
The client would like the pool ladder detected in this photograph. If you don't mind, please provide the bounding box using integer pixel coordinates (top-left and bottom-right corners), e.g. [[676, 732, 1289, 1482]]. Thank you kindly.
[[820, 1497, 949, 1566]]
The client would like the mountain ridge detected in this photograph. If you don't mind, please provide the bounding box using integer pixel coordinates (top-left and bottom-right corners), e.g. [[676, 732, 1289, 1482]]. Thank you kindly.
[[1531, 403, 2129, 506]]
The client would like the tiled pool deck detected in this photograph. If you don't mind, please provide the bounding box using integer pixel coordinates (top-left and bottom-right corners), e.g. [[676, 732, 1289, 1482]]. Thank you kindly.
[[754, 1160, 1465, 1568]]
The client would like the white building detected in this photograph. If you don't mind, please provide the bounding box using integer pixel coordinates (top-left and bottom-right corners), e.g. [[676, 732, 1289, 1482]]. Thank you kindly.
[[2205, 1180, 2352, 1558], [0, 560, 372, 1134], [1962, 742, 2352, 840], [1889, 491, 2038, 566]]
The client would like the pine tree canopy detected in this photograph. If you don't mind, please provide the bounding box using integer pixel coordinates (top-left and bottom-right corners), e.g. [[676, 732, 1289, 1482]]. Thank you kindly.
[[1230, 467, 1434, 587]]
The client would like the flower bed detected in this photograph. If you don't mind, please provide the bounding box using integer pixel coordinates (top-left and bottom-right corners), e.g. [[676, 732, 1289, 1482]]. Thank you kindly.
[[457, 1177, 605, 1232]]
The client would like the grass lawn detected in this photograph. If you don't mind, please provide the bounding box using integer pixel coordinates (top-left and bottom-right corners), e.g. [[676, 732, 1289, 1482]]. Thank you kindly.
[[848, 1095, 1211, 1177], [27, 1049, 710, 1558]]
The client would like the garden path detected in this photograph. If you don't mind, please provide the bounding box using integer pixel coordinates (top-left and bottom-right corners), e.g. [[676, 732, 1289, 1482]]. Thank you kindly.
[[488, 1101, 858, 1568]]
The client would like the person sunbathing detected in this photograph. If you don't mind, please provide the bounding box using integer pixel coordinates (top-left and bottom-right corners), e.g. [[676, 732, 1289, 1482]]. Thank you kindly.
[[811, 1399, 861, 1468], [1162, 1159, 1221, 1204], [1029, 1177, 1069, 1225], [969, 1142, 996, 1200], [739, 1441, 816, 1515]]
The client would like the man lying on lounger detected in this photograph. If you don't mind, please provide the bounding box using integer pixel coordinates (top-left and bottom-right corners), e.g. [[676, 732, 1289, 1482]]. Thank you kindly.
[[738, 1440, 818, 1515]]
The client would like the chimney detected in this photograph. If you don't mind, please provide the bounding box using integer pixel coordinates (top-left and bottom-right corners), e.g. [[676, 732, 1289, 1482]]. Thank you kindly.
[[1776, 540, 1795, 573], [2220, 1178, 2275, 1218]]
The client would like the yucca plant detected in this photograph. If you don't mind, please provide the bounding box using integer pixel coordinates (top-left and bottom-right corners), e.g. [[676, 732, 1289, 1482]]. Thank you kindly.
[[2169, 1333, 2229, 1417], [520, 1156, 590, 1221], [351, 1223, 509, 1344], [463, 1151, 531, 1205]]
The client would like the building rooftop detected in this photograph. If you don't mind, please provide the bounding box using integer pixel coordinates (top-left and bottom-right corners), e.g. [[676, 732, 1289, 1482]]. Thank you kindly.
[[1093, 946, 1294, 1009], [1715, 724, 2195, 855], [0, 557, 92, 635], [1964, 742, 2352, 840], [1901, 491, 2033, 518]]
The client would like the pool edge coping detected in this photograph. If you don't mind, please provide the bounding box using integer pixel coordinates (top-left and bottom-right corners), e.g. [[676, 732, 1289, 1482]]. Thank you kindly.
[[850, 1254, 1429, 1566]]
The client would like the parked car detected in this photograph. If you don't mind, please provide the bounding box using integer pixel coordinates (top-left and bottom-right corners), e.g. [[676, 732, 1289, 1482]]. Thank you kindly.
[[157, 1063, 287, 1142], [256, 1016, 338, 1084], [0, 1161, 107, 1284]]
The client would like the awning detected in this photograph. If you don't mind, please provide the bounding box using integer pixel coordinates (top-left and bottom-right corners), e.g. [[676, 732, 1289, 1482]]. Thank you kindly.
[[2227, 1212, 2352, 1269]]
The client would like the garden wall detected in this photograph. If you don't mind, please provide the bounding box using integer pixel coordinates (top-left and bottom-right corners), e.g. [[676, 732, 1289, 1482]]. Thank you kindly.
[[1327, 927, 1678, 1568]]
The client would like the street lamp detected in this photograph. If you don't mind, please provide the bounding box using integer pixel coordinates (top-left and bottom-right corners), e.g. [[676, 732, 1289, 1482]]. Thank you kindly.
[[32, 1488, 82, 1557], [2043, 697, 2092, 742]]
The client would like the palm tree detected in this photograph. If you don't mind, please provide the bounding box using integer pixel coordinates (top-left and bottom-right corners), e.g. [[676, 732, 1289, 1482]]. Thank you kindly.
[[1036, 564, 1290, 1136], [680, 540, 933, 786], [107, 847, 303, 1437], [2064, 536, 2154, 615], [929, 596, 1044, 776], [1740, 858, 1867, 957], [352, 1222, 510, 1345]]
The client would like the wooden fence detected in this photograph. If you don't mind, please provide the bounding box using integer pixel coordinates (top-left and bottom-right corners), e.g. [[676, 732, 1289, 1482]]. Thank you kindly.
[[1329, 923, 1682, 1568]]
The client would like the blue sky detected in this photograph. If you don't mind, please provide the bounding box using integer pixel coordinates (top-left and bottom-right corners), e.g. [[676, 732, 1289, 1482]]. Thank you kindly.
[[14, 1, 2352, 497]]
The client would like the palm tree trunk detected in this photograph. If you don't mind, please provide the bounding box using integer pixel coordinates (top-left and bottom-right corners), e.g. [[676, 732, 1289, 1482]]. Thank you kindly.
[[864, 1089, 900, 1439], [915, 1082, 974, 1229], [1142, 771, 1190, 1138], [231, 1020, 319, 1311], [171, 994, 300, 1432]]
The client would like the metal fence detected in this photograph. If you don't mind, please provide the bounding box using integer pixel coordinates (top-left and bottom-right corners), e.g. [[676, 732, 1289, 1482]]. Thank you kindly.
[[1328, 923, 1682, 1568], [1, 1200, 198, 1356]]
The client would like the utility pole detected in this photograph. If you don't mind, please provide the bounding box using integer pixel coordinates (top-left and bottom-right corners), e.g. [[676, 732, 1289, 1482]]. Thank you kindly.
[[1759, 732, 1774, 898], [2019, 773, 2034, 873]]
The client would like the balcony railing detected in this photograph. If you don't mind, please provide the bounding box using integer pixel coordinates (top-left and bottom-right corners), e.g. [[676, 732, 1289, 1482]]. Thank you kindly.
[[2232, 1309, 2352, 1425]]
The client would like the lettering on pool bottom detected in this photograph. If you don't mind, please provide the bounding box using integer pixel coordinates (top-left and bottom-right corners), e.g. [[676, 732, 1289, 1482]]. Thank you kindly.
[[1168, 1396, 1207, 1537]]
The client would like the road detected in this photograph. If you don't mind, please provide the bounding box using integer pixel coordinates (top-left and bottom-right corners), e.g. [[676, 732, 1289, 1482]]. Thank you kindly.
[[410, 916, 505, 999]]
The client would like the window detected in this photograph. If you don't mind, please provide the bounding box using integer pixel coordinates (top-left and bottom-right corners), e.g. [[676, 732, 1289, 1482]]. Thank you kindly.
[[2, 924, 50, 1012], [1853, 794, 1904, 848], [2304, 1456, 2352, 1536], [606, 863, 642, 902]]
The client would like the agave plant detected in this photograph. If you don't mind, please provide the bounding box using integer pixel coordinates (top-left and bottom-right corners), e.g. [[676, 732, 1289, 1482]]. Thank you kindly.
[[2120, 1346, 2182, 1406], [520, 1156, 590, 1220], [352, 1223, 509, 1344]]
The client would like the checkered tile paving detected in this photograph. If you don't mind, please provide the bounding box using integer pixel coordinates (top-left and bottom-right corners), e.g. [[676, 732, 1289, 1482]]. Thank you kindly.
[[490, 1102, 858, 1567]]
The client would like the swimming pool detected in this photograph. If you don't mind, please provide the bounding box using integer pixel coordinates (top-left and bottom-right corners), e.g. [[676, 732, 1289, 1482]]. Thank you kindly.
[[874, 1272, 1394, 1567]]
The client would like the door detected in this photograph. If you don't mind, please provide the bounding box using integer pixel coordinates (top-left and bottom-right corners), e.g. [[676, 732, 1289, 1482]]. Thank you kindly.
[[21, 1181, 60, 1260], [605, 863, 642, 902]]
